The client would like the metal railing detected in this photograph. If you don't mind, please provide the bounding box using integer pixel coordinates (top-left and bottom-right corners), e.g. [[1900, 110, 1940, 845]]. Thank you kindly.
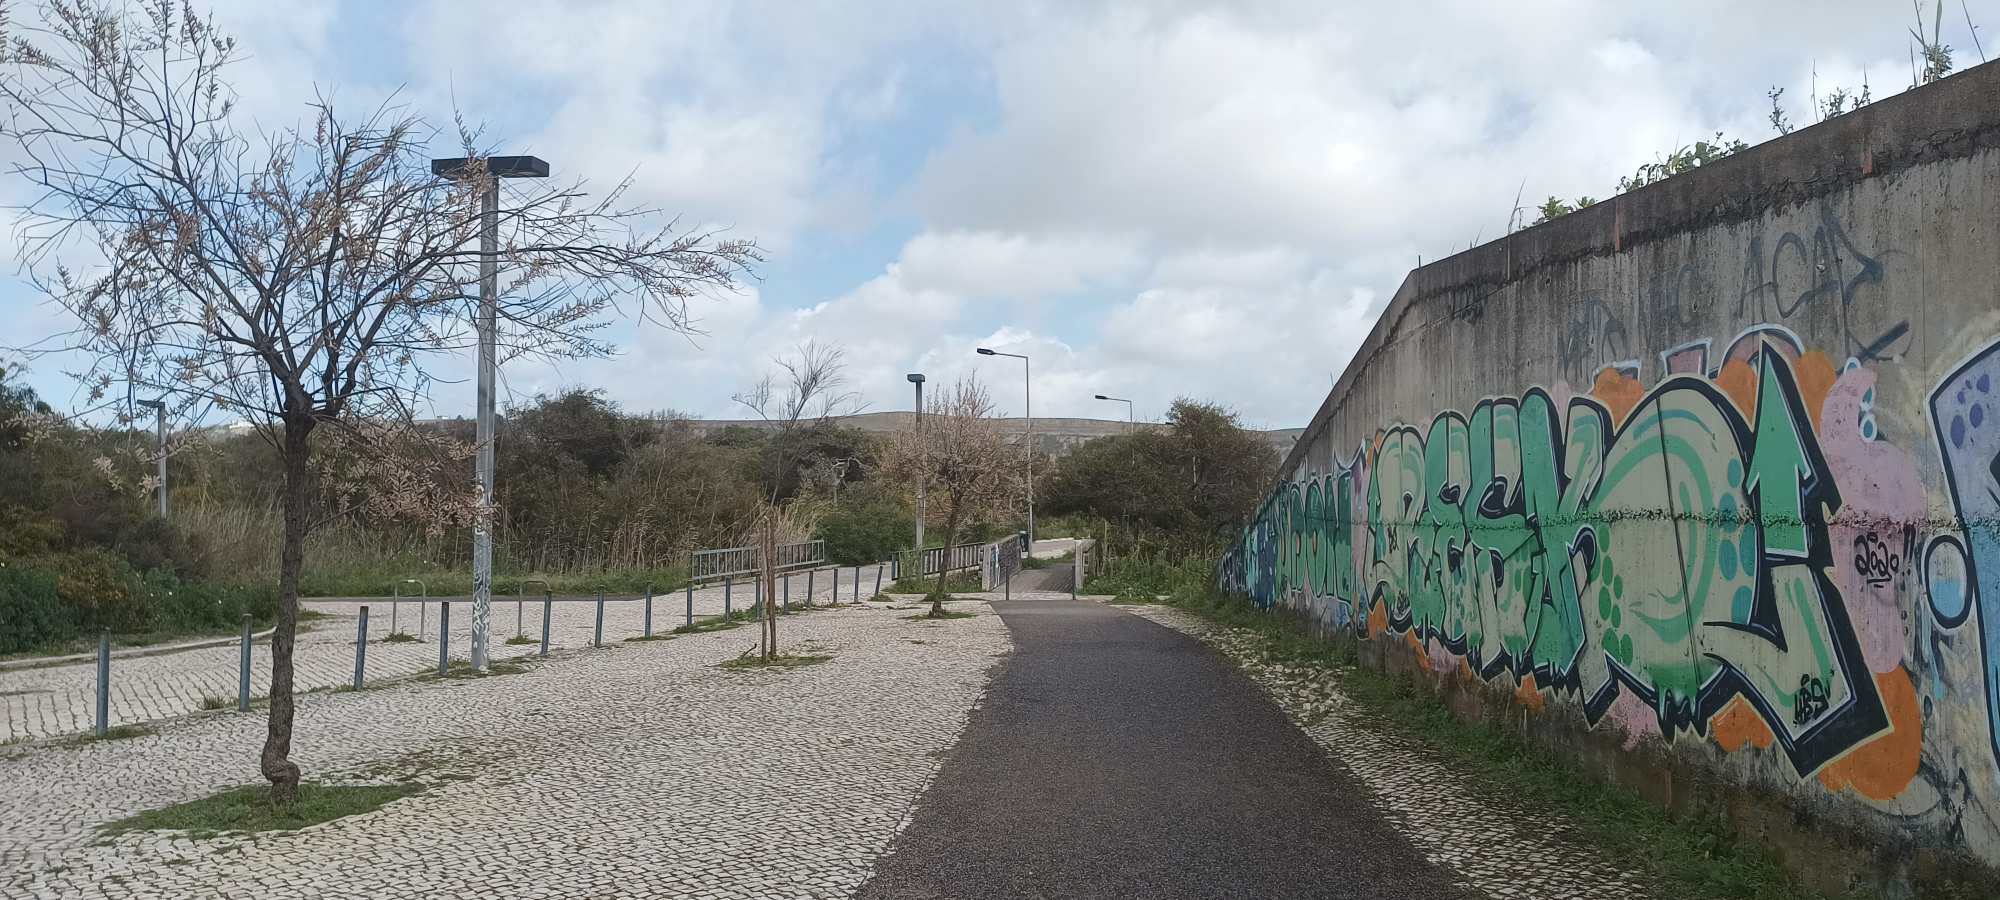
[[896, 541, 985, 579], [980, 533, 1024, 590], [689, 539, 825, 583]]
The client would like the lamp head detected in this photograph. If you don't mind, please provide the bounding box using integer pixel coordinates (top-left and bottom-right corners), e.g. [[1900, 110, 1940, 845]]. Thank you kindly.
[[1093, 394, 1109, 400], [975, 348, 996, 356], [906, 373, 925, 383], [135, 399, 165, 410]]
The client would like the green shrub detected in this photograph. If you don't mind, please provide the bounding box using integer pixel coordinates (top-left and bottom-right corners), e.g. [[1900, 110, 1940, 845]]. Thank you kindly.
[[1083, 556, 1208, 600], [818, 498, 911, 565], [47, 547, 151, 633], [0, 566, 75, 653]]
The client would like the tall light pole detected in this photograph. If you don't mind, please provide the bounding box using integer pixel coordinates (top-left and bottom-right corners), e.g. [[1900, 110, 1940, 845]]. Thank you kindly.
[[907, 373, 925, 551], [135, 398, 167, 517], [1093, 394, 1134, 431], [431, 154, 549, 673], [975, 347, 1033, 545]]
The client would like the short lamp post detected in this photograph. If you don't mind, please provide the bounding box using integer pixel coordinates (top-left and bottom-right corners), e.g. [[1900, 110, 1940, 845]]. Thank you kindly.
[[975, 347, 1033, 545], [135, 398, 167, 517], [1094, 394, 1134, 431], [429, 154, 550, 673]]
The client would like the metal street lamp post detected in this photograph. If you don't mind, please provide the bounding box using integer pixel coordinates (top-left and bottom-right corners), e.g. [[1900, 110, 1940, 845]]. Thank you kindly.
[[1093, 394, 1135, 431], [135, 399, 166, 517], [907, 373, 925, 552], [429, 154, 550, 673], [975, 348, 1033, 545]]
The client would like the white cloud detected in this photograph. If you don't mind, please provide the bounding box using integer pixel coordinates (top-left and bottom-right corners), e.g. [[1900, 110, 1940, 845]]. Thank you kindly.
[[3, 0, 1979, 434]]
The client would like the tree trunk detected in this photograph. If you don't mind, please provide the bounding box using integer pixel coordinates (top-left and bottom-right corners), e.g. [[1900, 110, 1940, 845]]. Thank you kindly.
[[761, 513, 778, 660], [261, 413, 313, 804], [931, 507, 961, 618]]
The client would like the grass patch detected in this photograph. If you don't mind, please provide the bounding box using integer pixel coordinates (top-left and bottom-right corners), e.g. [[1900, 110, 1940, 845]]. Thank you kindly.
[[503, 635, 537, 646], [431, 658, 529, 680], [1162, 585, 1835, 900], [623, 633, 674, 642], [197, 696, 229, 711], [382, 632, 421, 644], [717, 653, 831, 671], [99, 782, 423, 839], [66, 724, 153, 745], [904, 609, 977, 621]]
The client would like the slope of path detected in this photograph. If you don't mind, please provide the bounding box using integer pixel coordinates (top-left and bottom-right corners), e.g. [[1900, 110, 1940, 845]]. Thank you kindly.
[[856, 592, 1478, 900]]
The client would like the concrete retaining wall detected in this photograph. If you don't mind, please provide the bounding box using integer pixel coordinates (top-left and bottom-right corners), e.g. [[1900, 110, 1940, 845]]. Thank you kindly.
[[1220, 59, 2000, 894]]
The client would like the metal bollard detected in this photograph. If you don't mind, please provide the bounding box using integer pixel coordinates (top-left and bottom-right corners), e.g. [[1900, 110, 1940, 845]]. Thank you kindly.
[[725, 575, 733, 619], [540, 595, 553, 657], [1005, 570, 1011, 601], [783, 574, 790, 610], [685, 581, 694, 628], [391, 595, 399, 637], [238, 614, 253, 712], [644, 585, 654, 638], [753, 578, 761, 615], [832, 567, 839, 604], [807, 569, 816, 606], [853, 566, 861, 604], [593, 592, 605, 647], [874, 564, 884, 598], [94, 630, 109, 738], [437, 602, 451, 675], [353, 606, 369, 690]]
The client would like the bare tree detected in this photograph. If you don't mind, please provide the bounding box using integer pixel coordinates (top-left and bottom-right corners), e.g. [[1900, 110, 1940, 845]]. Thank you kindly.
[[733, 340, 859, 658], [0, 1, 758, 802], [882, 377, 1023, 617]]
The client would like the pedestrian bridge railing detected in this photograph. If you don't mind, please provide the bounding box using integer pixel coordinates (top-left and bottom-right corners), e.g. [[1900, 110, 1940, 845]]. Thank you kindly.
[[690, 539, 825, 583]]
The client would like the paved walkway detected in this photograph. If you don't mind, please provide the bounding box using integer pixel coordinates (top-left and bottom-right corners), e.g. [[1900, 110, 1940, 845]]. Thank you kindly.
[[0, 562, 891, 743], [2, 598, 1003, 899], [856, 595, 1478, 900]]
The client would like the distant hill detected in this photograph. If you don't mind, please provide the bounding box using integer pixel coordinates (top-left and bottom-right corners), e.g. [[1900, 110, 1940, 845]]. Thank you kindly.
[[681, 411, 1303, 458]]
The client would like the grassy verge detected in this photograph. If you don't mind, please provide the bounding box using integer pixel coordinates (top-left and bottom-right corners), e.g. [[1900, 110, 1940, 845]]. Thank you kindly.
[[100, 782, 423, 839], [1156, 587, 1834, 900]]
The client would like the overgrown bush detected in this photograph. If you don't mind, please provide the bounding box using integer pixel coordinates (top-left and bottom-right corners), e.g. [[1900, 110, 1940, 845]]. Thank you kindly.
[[1083, 556, 1211, 601], [0, 566, 73, 654], [817, 489, 911, 565]]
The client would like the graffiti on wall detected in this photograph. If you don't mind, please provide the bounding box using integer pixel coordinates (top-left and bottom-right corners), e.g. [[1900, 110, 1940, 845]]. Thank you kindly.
[[1219, 326, 1996, 800], [1925, 341, 2000, 773]]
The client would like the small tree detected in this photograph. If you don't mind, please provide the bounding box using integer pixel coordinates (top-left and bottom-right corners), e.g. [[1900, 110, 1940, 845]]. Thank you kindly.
[[882, 377, 1023, 616], [733, 341, 859, 657], [0, 2, 757, 801]]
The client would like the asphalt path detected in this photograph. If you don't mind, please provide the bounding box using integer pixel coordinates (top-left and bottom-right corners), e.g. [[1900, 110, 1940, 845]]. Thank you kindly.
[[856, 595, 1476, 900]]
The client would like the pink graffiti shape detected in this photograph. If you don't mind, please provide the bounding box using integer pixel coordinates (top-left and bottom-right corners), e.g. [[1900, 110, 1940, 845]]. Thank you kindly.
[[1821, 366, 1921, 674]]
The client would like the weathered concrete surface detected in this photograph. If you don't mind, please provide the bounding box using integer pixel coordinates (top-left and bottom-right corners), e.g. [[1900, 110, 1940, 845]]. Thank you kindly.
[[1220, 60, 2000, 895]]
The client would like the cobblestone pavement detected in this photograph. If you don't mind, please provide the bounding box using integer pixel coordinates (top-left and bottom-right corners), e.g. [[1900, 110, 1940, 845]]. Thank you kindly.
[[0, 562, 892, 743], [1122, 604, 1649, 900], [1, 598, 1008, 899]]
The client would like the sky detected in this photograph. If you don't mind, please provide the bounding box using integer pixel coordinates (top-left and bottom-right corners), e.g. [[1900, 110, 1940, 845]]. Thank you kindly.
[[0, 0, 1990, 429]]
